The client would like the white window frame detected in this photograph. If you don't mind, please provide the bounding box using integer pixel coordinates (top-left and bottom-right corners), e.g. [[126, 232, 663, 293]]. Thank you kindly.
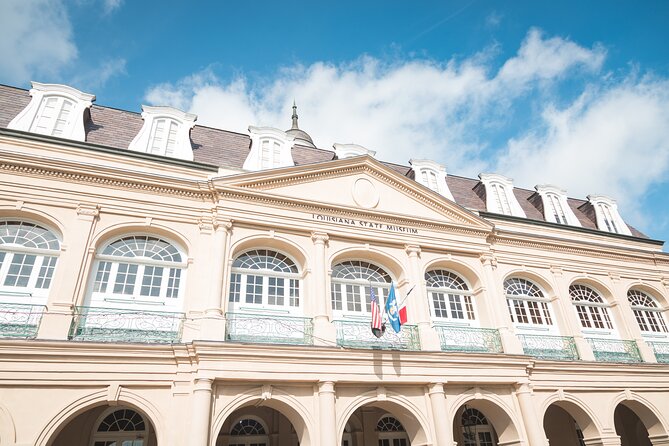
[[479, 173, 526, 217], [330, 260, 393, 321], [587, 195, 632, 235], [377, 415, 409, 446], [569, 284, 618, 339], [228, 249, 303, 316], [244, 126, 295, 171], [504, 277, 557, 334], [535, 185, 582, 226], [333, 143, 376, 159], [459, 408, 497, 446], [409, 159, 455, 201], [128, 105, 197, 161], [627, 289, 668, 338], [426, 269, 477, 326], [0, 220, 61, 305], [91, 407, 149, 446], [87, 235, 187, 312], [8, 82, 94, 142], [228, 416, 269, 446]]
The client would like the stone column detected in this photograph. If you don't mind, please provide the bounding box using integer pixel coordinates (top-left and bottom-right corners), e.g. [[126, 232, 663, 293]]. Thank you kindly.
[[428, 382, 453, 446], [405, 245, 440, 350], [199, 215, 232, 341], [607, 274, 656, 363], [549, 266, 595, 361], [191, 378, 214, 446], [312, 232, 336, 345], [318, 381, 337, 446], [37, 203, 99, 340], [479, 253, 523, 354], [515, 382, 548, 446]]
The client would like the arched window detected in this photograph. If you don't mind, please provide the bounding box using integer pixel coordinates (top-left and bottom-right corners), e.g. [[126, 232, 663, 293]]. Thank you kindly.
[[504, 278, 555, 329], [545, 192, 568, 225], [0, 220, 60, 302], [330, 260, 392, 316], [229, 249, 301, 312], [569, 284, 614, 331], [92, 408, 148, 446], [148, 118, 180, 157], [90, 235, 186, 308], [491, 183, 512, 215], [426, 269, 476, 323], [30, 96, 75, 137], [229, 418, 268, 446], [628, 289, 668, 334], [377, 416, 408, 446], [597, 203, 619, 233], [460, 408, 498, 446]]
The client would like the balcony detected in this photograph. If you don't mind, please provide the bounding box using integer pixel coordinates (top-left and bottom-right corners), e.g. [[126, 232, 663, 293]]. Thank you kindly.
[[69, 306, 184, 343], [587, 338, 643, 363], [518, 334, 579, 361], [648, 342, 669, 364], [334, 320, 420, 350], [434, 325, 503, 354], [0, 303, 45, 339], [225, 312, 313, 346]]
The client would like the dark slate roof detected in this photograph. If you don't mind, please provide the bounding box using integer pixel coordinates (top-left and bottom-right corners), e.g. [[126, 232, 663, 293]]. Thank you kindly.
[[0, 84, 649, 239]]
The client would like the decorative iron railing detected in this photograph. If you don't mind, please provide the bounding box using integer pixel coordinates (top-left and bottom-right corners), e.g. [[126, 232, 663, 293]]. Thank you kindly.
[[518, 334, 579, 361], [69, 306, 184, 343], [434, 325, 503, 353], [648, 342, 669, 364], [587, 338, 642, 363], [0, 303, 45, 338], [333, 320, 420, 350], [225, 312, 313, 345]]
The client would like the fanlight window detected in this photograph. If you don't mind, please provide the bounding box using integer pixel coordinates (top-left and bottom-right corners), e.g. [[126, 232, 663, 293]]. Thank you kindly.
[[377, 416, 405, 432], [93, 408, 147, 446], [330, 260, 392, 315], [0, 221, 60, 300], [91, 236, 185, 302], [460, 408, 496, 446], [426, 270, 475, 322], [462, 408, 489, 426], [628, 289, 668, 334], [229, 418, 268, 446], [504, 278, 554, 327], [377, 416, 408, 446], [569, 284, 614, 330], [229, 249, 301, 311], [30, 96, 74, 137]]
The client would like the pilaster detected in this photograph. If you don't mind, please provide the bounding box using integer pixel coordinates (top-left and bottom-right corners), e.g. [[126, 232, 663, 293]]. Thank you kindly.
[[312, 232, 336, 345], [405, 245, 440, 350]]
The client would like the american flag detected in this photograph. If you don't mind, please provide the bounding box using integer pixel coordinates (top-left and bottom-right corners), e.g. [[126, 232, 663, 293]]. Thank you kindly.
[[370, 287, 383, 336]]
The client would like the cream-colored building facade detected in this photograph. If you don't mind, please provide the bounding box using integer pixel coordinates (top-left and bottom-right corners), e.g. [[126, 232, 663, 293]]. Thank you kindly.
[[0, 82, 668, 446]]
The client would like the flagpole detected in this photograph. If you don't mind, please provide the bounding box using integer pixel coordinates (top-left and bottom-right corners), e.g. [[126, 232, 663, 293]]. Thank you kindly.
[[396, 285, 415, 307]]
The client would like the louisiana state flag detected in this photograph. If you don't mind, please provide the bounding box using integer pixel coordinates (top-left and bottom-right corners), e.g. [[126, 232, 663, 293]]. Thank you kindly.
[[385, 283, 402, 333]]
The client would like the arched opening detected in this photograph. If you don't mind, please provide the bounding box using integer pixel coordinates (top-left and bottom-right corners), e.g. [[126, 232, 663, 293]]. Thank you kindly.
[[48, 405, 157, 446], [216, 407, 298, 446], [453, 406, 499, 446], [614, 400, 667, 446], [543, 402, 599, 446], [340, 405, 419, 446]]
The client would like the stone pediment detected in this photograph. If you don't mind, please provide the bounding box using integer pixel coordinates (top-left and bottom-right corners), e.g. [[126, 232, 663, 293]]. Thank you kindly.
[[213, 156, 491, 230]]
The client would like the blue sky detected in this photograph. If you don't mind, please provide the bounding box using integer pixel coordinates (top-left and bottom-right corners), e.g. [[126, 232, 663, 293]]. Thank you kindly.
[[1, 0, 668, 249]]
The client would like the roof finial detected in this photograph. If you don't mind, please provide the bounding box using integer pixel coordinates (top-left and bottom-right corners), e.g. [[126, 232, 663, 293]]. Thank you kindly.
[[291, 100, 299, 130]]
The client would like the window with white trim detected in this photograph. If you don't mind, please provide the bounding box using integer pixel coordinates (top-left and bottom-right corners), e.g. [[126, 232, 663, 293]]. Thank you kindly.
[[148, 118, 180, 157], [587, 195, 632, 235], [479, 174, 526, 217], [128, 105, 197, 161], [504, 278, 555, 330], [244, 126, 295, 171], [30, 96, 75, 137], [330, 260, 392, 317], [89, 235, 186, 310], [228, 250, 301, 314], [426, 270, 476, 324], [491, 183, 511, 215], [0, 221, 60, 303], [627, 289, 668, 335], [91, 407, 148, 446], [597, 203, 618, 233], [545, 192, 568, 224], [260, 138, 283, 169], [229, 418, 268, 446], [410, 159, 455, 200], [569, 284, 614, 332], [377, 416, 408, 446], [460, 408, 498, 446]]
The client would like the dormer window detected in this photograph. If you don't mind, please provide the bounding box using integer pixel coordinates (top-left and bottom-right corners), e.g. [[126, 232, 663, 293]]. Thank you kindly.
[[479, 173, 526, 217], [410, 159, 455, 201], [333, 143, 376, 159], [535, 185, 581, 226], [128, 106, 197, 161], [243, 126, 295, 171], [587, 195, 632, 235], [8, 82, 95, 142]]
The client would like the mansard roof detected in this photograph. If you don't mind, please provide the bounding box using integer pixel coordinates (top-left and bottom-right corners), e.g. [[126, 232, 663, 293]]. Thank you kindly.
[[0, 83, 648, 239]]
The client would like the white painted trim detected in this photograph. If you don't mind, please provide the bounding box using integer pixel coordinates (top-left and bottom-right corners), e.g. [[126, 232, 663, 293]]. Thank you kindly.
[[535, 184, 582, 226], [410, 159, 455, 201], [333, 143, 376, 159], [587, 195, 632, 235], [478, 173, 526, 218], [128, 105, 197, 161], [243, 126, 295, 171]]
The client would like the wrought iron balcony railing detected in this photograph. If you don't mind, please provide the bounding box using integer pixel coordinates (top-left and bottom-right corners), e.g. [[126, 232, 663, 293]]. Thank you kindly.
[[334, 320, 420, 351], [0, 303, 45, 338], [518, 334, 579, 361], [648, 341, 669, 364], [225, 312, 313, 345], [69, 306, 184, 344], [587, 338, 643, 363], [434, 325, 503, 354]]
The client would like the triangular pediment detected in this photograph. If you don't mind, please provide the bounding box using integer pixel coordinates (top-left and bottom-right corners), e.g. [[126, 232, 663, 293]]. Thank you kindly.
[[213, 156, 492, 230]]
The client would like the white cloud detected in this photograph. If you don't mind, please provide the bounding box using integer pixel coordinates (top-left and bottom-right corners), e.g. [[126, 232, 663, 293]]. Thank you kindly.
[[0, 0, 77, 84], [102, 0, 122, 14], [70, 58, 127, 91]]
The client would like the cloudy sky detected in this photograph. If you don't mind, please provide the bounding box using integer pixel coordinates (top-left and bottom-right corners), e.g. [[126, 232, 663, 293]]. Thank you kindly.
[[1, 0, 668, 248]]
